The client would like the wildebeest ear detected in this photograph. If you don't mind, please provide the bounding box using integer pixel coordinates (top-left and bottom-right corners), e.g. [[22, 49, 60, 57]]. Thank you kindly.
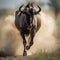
[[15, 10, 21, 16]]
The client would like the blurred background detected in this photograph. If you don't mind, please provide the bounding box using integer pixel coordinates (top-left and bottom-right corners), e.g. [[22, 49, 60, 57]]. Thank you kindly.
[[0, 0, 60, 60]]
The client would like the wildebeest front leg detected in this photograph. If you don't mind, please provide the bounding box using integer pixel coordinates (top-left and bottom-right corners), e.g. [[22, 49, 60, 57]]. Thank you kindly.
[[29, 30, 35, 47], [21, 33, 27, 56], [26, 29, 35, 50]]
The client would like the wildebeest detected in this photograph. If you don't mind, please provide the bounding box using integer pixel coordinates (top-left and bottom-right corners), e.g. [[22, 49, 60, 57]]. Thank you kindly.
[[15, 3, 41, 56]]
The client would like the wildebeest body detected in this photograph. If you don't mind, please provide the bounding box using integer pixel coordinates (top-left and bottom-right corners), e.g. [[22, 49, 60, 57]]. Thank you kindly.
[[15, 3, 41, 56]]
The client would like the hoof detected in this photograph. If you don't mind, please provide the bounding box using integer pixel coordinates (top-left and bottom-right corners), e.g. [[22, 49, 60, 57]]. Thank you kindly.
[[23, 51, 27, 56], [26, 42, 34, 50], [26, 45, 30, 50]]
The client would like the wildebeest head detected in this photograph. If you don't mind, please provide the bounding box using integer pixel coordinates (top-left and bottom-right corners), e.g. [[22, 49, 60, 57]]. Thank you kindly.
[[19, 3, 41, 28]]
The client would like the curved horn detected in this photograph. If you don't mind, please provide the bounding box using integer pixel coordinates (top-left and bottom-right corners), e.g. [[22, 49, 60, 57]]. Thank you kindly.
[[19, 5, 24, 11], [33, 5, 41, 15], [19, 5, 27, 14]]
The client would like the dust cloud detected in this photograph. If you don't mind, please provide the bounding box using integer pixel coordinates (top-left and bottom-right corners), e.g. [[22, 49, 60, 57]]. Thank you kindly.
[[27, 11, 57, 55], [0, 11, 58, 56]]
